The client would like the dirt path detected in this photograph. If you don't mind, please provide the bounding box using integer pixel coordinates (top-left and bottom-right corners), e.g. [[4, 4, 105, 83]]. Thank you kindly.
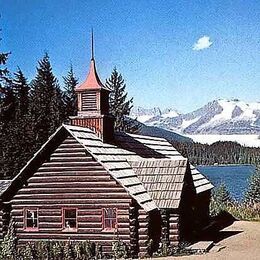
[[158, 221, 260, 260]]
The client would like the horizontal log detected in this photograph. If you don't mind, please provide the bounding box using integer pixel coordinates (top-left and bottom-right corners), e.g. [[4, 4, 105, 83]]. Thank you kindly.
[[33, 171, 109, 177], [27, 177, 117, 184], [12, 198, 132, 204], [53, 148, 87, 154], [49, 157, 93, 162], [169, 223, 178, 229], [169, 230, 179, 235], [169, 235, 179, 241], [26, 181, 119, 188], [12, 204, 130, 209], [78, 222, 102, 229], [37, 166, 104, 172], [17, 186, 126, 195], [50, 152, 86, 157], [42, 161, 100, 167], [58, 143, 83, 148], [15, 193, 130, 200]]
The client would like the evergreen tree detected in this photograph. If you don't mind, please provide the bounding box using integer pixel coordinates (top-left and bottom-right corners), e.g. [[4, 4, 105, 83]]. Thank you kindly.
[[0, 41, 10, 91], [30, 53, 65, 148], [245, 167, 260, 205], [63, 65, 78, 119], [106, 67, 133, 131], [13, 67, 30, 117], [0, 68, 33, 178], [212, 183, 232, 204]]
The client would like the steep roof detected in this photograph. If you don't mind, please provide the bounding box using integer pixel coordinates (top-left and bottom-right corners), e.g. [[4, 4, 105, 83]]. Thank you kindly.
[[129, 159, 188, 208], [114, 132, 214, 194], [76, 59, 110, 91]]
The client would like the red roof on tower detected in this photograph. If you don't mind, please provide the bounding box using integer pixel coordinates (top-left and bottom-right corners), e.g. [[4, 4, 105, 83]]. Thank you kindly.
[[76, 30, 110, 92]]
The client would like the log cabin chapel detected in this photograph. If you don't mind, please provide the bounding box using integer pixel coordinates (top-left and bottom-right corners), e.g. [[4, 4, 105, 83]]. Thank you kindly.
[[0, 33, 213, 258]]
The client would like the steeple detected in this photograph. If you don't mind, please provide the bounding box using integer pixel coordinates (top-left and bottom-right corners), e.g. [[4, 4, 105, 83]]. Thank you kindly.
[[70, 32, 114, 142], [76, 31, 109, 91]]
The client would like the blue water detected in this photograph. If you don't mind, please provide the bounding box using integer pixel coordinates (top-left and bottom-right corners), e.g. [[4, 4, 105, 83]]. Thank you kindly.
[[197, 165, 255, 201]]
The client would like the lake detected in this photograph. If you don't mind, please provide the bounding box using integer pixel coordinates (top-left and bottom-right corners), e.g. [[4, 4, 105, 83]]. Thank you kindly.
[[197, 165, 255, 201]]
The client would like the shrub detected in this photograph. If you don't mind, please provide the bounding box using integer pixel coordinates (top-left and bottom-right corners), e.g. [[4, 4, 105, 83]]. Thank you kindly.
[[0, 219, 17, 260], [112, 238, 129, 259]]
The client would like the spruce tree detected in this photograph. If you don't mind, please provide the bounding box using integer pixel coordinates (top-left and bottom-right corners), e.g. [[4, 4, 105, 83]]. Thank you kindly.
[[63, 65, 78, 119], [106, 67, 133, 131], [245, 167, 260, 205], [30, 53, 65, 148], [212, 183, 232, 204], [13, 68, 30, 117]]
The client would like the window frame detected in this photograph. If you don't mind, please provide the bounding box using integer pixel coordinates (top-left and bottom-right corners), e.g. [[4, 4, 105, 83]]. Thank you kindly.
[[23, 208, 39, 231], [102, 208, 118, 231], [62, 207, 78, 232]]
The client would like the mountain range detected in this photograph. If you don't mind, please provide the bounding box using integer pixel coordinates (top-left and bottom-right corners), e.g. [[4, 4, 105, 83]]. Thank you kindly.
[[131, 99, 260, 135]]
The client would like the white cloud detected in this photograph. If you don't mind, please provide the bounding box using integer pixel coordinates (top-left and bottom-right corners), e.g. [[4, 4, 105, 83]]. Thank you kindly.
[[193, 36, 213, 51]]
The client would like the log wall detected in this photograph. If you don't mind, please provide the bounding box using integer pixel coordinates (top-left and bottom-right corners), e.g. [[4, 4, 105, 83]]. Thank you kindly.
[[0, 208, 2, 240], [169, 212, 180, 246], [138, 209, 149, 257], [10, 136, 132, 253]]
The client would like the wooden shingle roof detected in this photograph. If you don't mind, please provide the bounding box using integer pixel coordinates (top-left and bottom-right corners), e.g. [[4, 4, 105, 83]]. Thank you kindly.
[[65, 125, 158, 212], [114, 132, 214, 194], [129, 159, 188, 208]]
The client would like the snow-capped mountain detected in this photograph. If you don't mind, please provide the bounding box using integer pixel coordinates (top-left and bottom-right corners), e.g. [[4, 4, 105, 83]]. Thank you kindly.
[[131, 99, 260, 134], [131, 106, 180, 123]]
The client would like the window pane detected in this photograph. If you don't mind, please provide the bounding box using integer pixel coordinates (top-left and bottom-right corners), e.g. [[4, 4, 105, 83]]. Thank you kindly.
[[111, 219, 116, 229], [103, 208, 117, 229], [64, 219, 76, 228], [26, 209, 38, 228], [63, 209, 77, 229], [65, 209, 76, 218]]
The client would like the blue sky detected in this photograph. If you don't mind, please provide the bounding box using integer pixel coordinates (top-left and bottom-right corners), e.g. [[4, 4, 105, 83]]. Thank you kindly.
[[1, 0, 260, 112]]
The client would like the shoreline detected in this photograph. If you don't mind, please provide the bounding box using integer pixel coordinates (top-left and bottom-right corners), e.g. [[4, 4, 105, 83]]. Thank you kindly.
[[197, 164, 254, 167]]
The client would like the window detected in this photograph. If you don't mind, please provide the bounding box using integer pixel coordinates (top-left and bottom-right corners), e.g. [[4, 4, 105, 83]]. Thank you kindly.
[[62, 208, 77, 231], [102, 208, 117, 231], [24, 209, 38, 230]]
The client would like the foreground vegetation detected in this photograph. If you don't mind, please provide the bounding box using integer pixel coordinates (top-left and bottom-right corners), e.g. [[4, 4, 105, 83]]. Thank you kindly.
[[210, 169, 260, 221]]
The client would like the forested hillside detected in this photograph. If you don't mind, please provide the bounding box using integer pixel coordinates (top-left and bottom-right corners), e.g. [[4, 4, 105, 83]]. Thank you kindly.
[[171, 140, 260, 166]]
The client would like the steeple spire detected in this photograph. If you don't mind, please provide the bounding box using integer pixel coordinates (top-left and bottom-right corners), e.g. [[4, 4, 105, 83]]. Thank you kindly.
[[71, 32, 115, 141], [76, 30, 110, 91], [91, 28, 94, 60]]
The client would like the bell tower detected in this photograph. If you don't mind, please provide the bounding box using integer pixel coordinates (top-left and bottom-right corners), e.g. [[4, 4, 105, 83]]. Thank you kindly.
[[70, 31, 114, 141]]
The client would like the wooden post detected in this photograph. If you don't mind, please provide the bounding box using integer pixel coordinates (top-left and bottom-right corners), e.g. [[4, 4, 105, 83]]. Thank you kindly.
[[129, 200, 139, 258]]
